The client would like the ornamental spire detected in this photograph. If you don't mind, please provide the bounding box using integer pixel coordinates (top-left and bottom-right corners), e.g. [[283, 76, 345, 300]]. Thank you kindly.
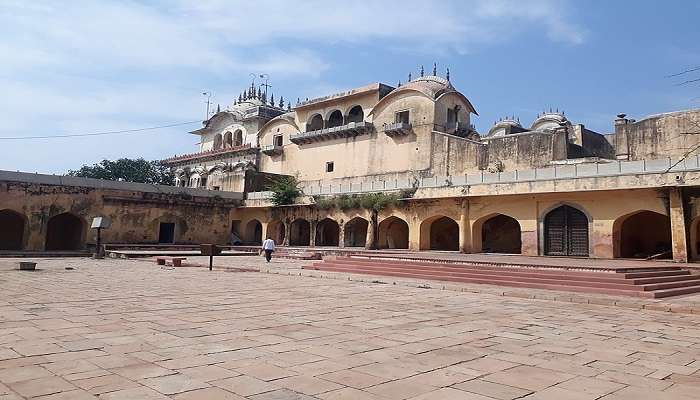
[[420, 65, 424, 77], [446, 67, 450, 81], [279, 96, 284, 108], [432, 62, 437, 76]]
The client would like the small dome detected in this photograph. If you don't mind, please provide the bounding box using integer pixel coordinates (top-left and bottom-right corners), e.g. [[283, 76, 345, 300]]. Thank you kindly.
[[487, 118, 522, 137], [395, 76, 454, 99], [531, 111, 568, 131]]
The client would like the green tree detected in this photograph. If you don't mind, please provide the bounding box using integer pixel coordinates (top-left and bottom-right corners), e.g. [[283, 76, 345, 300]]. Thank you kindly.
[[68, 158, 174, 185], [267, 175, 303, 206]]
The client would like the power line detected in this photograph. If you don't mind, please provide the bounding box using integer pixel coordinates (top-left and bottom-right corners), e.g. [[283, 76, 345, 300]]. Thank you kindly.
[[0, 121, 201, 140], [666, 66, 700, 78]]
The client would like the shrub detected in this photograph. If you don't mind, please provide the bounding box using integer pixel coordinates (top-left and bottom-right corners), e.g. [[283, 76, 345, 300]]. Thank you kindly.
[[267, 176, 303, 206]]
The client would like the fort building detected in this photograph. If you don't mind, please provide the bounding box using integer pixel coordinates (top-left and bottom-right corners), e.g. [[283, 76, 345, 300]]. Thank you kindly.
[[2, 69, 700, 263]]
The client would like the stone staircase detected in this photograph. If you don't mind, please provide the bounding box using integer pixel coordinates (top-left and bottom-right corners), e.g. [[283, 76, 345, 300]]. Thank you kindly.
[[303, 256, 700, 298]]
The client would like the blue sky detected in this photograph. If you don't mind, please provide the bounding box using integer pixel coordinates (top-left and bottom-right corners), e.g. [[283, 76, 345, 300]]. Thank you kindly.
[[1, 0, 699, 173]]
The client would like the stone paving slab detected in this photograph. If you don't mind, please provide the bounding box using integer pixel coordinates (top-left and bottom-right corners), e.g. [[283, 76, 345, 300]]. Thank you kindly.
[[0, 257, 699, 399]]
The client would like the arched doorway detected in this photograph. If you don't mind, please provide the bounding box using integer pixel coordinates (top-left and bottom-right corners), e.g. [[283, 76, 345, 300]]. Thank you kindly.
[[481, 214, 521, 254], [614, 211, 671, 259], [378, 216, 409, 249], [544, 205, 589, 257], [327, 110, 344, 128], [308, 114, 324, 131], [315, 218, 339, 246], [346, 105, 364, 124], [223, 131, 233, 148], [245, 219, 263, 245], [45, 213, 84, 251], [0, 209, 25, 250], [267, 220, 285, 245], [421, 216, 459, 251], [290, 219, 311, 246], [344, 217, 368, 247]]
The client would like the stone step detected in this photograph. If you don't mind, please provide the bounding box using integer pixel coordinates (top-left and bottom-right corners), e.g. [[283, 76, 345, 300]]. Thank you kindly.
[[310, 264, 643, 291], [318, 259, 637, 283], [305, 265, 656, 298]]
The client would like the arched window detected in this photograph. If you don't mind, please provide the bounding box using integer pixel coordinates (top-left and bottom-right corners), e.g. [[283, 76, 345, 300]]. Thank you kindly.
[[327, 110, 343, 128], [346, 105, 364, 124], [308, 114, 324, 131], [233, 130, 243, 146], [223, 132, 233, 148], [213, 134, 223, 150]]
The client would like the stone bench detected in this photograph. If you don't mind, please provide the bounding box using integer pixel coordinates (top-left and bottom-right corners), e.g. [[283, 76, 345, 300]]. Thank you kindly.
[[155, 256, 187, 267]]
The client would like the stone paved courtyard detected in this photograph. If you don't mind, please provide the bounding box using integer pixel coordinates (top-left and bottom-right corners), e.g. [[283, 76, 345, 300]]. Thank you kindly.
[[1, 257, 700, 399]]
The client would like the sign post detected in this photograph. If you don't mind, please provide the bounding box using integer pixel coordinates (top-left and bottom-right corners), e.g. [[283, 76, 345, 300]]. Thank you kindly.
[[90, 217, 112, 259]]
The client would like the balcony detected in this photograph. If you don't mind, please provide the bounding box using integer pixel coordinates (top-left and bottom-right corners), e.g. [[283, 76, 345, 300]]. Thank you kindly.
[[290, 121, 373, 145], [261, 144, 284, 156], [383, 122, 412, 137]]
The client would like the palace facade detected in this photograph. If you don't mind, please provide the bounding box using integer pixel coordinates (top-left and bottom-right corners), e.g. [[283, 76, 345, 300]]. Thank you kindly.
[[3, 69, 700, 263]]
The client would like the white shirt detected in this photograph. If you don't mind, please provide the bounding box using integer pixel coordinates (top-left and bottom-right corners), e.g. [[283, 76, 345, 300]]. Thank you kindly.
[[262, 239, 275, 251]]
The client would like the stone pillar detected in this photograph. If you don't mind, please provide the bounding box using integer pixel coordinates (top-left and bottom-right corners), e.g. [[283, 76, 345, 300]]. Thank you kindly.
[[365, 220, 375, 249], [670, 187, 689, 262], [459, 200, 471, 253], [338, 222, 345, 248], [282, 221, 290, 246], [309, 220, 317, 247]]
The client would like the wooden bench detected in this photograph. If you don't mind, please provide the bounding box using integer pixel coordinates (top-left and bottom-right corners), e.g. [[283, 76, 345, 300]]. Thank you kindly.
[[155, 256, 187, 267]]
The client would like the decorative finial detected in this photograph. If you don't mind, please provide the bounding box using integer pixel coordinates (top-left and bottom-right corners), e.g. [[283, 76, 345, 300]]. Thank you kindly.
[[279, 96, 284, 108], [287, 101, 291, 110], [257, 87, 262, 99], [297, 97, 300, 104], [408, 72, 412, 81], [432, 62, 437, 76], [216, 104, 220, 113], [420, 65, 424, 77], [446, 67, 450, 81], [238, 93, 242, 102], [270, 93, 274, 106], [397, 80, 401, 87], [243, 91, 247, 100]]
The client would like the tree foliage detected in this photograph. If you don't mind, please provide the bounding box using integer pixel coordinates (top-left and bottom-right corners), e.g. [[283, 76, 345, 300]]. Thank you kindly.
[[267, 175, 303, 206], [68, 158, 174, 185]]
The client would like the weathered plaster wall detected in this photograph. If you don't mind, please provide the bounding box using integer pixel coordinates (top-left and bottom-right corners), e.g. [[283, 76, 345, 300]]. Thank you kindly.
[[483, 131, 568, 171], [614, 109, 700, 160], [0, 181, 236, 250]]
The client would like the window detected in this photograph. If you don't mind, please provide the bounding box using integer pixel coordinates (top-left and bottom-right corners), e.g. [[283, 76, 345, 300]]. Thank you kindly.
[[326, 162, 334, 173], [273, 135, 283, 147], [395, 110, 410, 124], [213, 186, 220, 191], [200, 177, 207, 188]]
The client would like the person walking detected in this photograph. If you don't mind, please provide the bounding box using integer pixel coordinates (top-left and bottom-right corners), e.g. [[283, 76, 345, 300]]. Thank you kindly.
[[262, 236, 275, 262]]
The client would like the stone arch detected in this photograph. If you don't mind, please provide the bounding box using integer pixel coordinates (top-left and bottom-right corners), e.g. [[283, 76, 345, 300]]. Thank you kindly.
[[473, 213, 522, 254], [233, 129, 244, 146], [308, 114, 324, 131], [345, 105, 364, 124], [613, 210, 671, 259], [0, 209, 27, 250], [344, 217, 368, 247], [315, 218, 340, 246], [267, 220, 286, 245], [327, 110, 344, 128], [378, 216, 409, 249], [420, 215, 459, 251], [542, 204, 590, 257], [290, 219, 311, 246], [213, 134, 223, 150], [45, 212, 85, 251], [223, 131, 233, 148], [244, 219, 263, 245]]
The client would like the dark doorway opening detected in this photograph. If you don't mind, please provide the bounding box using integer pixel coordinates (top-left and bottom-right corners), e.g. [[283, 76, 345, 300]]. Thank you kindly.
[[481, 214, 521, 254], [158, 222, 175, 244], [45, 213, 84, 250], [429, 216, 459, 251], [316, 218, 339, 246], [0, 210, 25, 250]]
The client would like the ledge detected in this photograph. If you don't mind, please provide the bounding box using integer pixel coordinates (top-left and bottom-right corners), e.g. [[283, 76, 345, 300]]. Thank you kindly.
[[383, 122, 412, 137], [261, 145, 284, 156], [290, 122, 373, 145], [162, 144, 255, 165]]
